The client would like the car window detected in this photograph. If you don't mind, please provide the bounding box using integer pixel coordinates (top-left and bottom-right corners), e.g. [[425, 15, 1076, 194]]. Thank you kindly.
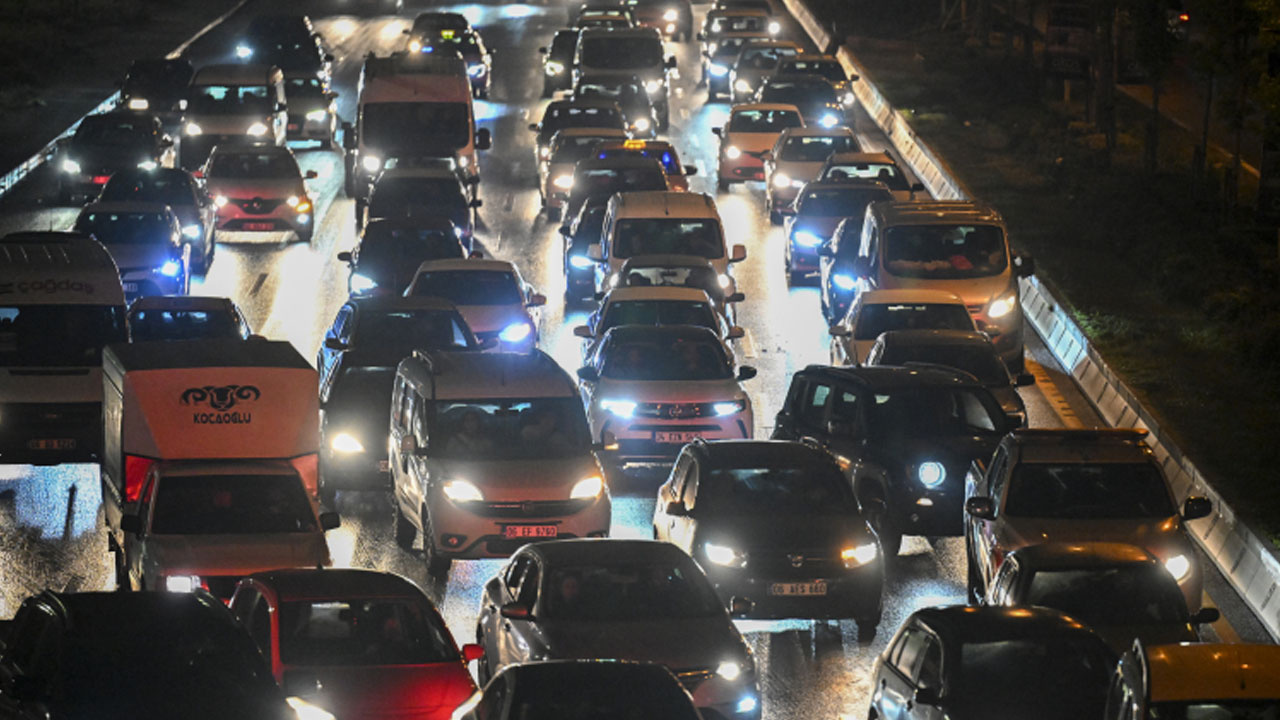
[[505, 556, 533, 599], [866, 387, 1002, 439], [916, 637, 942, 688], [131, 308, 241, 341], [823, 161, 909, 191], [883, 224, 1009, 280], [680, 460, 700, 509], [853, 302, 973, 340], [74, 117, 152, 145], [100, 171, 197, 207], [889, 625, 929, 678], [728, 108, 803, 132], [801, 381, 830, 427], [1024, 566, 1189, 626], [601, 300, 716, 333], [614, 219, 724, 259], [702, 464, 857, 515], [542, 560, 722, 620], [829, 389, 861, 430], [1003, 463, 1175, 518], [516, 562, 541, 606], [277, 598, 459, 665], [209, 152, 299, 179], [353, 310, 474, 357], [601, 336, 731, 381], [433, 399, 593, 460], [951, 638, 1114, 719], [798, 187, 890, 217], [75, 212, 173, 245], [879, 343, 1009, 385], [579, 36, 662, 68], [759, 81, 837, 107], [409, 270, 523, 305], [597, 146, 682, 174]]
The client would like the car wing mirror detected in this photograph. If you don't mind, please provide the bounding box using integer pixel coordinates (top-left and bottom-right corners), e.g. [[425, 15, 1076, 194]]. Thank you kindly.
[[476, 127, 492, 151], [319, 511, 341, 530], [577, 366, 599, 382], [727, 326, 745, 340], [964, 496, 996, 520], [852, 256, 872, 277], [471, 198, 484, 208], [527, 292, 546, 307], [461, 643, 485, 662], [665, 56, 677, 69], [538, 46, 549, 54], [664, 501, 690, 517], [726, 292, 745, 303], [1182, 495, 1212, 520], [500, 602, 533, 620], [711, 126, 723, 137], [305, 170, 319, 180], [323, 338, 348, 351], [1014, 372, 1035, 387], [1191, 607, 1221, 625], [120, 514, 143, 534], [817, 245, 834, 258], [826, 420, 852, 435], [828, 324, 850, 337], [736, 365, 757, 381], [337, 251, 353, 263], [730, 244, 746, 263], [528, 123, 540, 132], [573, 325, 594, 338], [593, 430, 618, 452], [684, 164, 698, 176], [913, 687, 941, 707]]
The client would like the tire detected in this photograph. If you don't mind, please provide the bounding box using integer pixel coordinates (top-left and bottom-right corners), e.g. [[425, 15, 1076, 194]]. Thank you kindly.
[[861, 493, 901, 558], [717, 178, 730, 192], [769, 209, 782, 225], [855, 616, 879, 642], [422, 509, 452, 578], [393, 503, 417, 550]]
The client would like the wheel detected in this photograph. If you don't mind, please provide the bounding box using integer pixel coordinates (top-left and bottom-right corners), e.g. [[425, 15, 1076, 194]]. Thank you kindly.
[[343, 162, 357, 198], [393, 503, 417, 550], [717, 178, 730, 192], [860, 493, 901, 558], [421, 509, 453, 578], [769, 209, 782, 225], [966, 552, 984, 604]]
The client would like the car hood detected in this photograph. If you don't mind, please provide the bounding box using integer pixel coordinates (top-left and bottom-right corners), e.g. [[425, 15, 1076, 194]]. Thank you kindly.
[[774, 159, 825, 180], [434, 457, 602, 501], [290, 664, 475, 720], [186, 114, 271, 135], [578, 67, 664, 84], [702, 512, 874, 550], [105, 243, 175, 272], [725, 133, 781, 154], [68, 143, 153, 171], [997, 516, 1188, 554], [146, 532, 330, 575], [536, 616, 742, 668], [205, 177, 302, 199], [596, 378, 746, 403], [875, 270, 1013, 309], [455, 304, 530, 335]]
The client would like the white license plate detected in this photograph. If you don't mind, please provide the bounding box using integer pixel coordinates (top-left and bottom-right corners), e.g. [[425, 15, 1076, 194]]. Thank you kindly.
[[121, 283, 139, 293], [503, 525, 557, 539], [243, 222, 275, 231], [377, 460, 389, 472], [654, 431, 703, 444], [27, 439, 76, 450], [769, 582, 827, 596]]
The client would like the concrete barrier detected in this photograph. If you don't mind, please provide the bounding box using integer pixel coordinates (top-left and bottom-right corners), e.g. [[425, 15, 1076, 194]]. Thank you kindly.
[[779, 0, 832, 53]]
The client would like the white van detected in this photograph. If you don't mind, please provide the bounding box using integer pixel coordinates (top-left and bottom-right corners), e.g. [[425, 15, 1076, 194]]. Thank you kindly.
[[588, 191, 746, 295], [181, 64, 288, 167], [0, 231, 127, 465]]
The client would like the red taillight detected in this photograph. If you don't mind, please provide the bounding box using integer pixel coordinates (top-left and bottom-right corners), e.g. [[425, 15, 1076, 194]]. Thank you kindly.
[[92, 175, 111, 184], [290, 453, 319, 497], [1178, 12, 1189, 22], [124, 455, 156, 502]]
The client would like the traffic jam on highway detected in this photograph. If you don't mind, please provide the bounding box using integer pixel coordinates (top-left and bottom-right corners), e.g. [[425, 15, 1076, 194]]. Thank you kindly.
[[1, 0, 1278, 719]]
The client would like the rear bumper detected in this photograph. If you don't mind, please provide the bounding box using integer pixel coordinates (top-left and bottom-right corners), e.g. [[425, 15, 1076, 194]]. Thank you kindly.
[[0, 402, 102, 464]]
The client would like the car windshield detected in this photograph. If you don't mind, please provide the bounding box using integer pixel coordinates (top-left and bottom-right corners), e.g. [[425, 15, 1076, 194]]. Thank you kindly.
[[361, 102, 470, 155], [355, 230, 464, 286], [704, 464, 857, 514], [277, 598, 458, 666], [285, 76, 326, 98], [780, 135, 856, 161], [951, 638, 1113, 720], [409, 270, 522, 305], [614, 219, 724, 259], [711, 37, 751, 60], [432, 399, 592, 460], [76, 212, 172, 244], [580, 37, 662, 68], [542, 106, 624, 137], [866, 387, 1005, 437], [597, 146, 681, 173], [737, 47, 798, 71], [575, 82, 649, 111], [728, 108, 803, 132], [579, 15, 631, 28], [883, 224, 1009, 279], [572, 166, 666, 199], [710, 15, 768, 33], [1003, 463, 1176, 518], [149, 474, 317, 535], [326, 366, 396, 409], [1148, 703, 1280, 720], [412, 14, 467, 33], [823, 160, 910, 190], [602, 336, 731, 380], [799, 187, 889, 217], [853, 302, 973, 340], [354, 309, 473, 356], [780, 59, 846, 81], [510, 672, 701, 720], [879, 343, 1009, 385], [1025, 565, 1189, 626], [542, 560, 722, 620], [73, 118, 151, 146], [601, 300, 717, 333], [130, 309, 239, 341], [0, 305, 127, 367], [618, 264, 723, 299], [759, 82, 837, 107], [100, 171, 195, 207], [369, 179, 466, 220], [208, 152, 298, 179], [553, 134, 619, 164], [188, 84, 271, 114]]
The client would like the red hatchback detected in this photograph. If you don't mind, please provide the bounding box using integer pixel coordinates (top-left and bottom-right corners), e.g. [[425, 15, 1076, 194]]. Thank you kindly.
[[230, 568, 482, 720]]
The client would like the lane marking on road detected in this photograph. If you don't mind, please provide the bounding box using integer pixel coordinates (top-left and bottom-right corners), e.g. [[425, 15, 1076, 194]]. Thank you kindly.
[[503, 194, 515, 213], [1028, 356, 1083, 429], [496, 231, 505, 251], [695, 159, 707, 177], [740, 328, 758, 358], [249, 272, 268, 296]]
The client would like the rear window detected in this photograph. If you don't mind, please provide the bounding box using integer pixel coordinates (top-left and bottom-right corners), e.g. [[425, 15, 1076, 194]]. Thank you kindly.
[[130, 309, 240, 341], [728, 108, 803, 132], [74, 117, 151, 145], [409, 270, 523, 305], [854, 302, 974, 340], [580, 36, 662, 68], [823, 160, 909, 190], [798, 186, 891, 217], [596, 146, 681, 174], [277, 598, 458, 666], [614, 219, 724, 259], [883, 225, 1009, 280]]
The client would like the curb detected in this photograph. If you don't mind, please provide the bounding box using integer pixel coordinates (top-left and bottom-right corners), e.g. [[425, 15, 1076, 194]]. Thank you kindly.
[[787, 5, 1280, 639], [0, 0, 253, 201]]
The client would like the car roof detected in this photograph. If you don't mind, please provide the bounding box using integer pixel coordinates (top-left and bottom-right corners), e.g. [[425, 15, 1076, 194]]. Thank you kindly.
[[799, 363, 986, 390], [595, 139, 675, 151], [525, 538, 688, 565], [877, 329, 995, 349], [363, 217, 459, 235], [799, 179, 890, 195], [579, 26, 663, 39], [872, 200, 1004, 226], [246, 568, 426, 601], [782, 54, 840, 63], [105, 337, 309, 371], [400, 349, 577, 399], [1144, 644, 1280, 702], [210, 143, 295, 158], [36, 590, 236, 632], [1007, 542, 1157, 569], [79, 111, 157, 126], [575, 155, 665, 172], [1004, 428, 1155, 463], [779, 126, 855, 139], [859, 288, 967, 305], [826, 151, 896, 165], [912, 605, 1101, 643], [603, 286, 713, 303], [739, 39, 803, 50], [548, 97, 625, 111], [80, 201, 174, 215], [763, 73, 835, 86], [497, 660, 685, 688], [129, 295, 236, 313], [413, 258, 515, 274], [377, 167, 462, 182], [610, 190, 718, 216], [693, 439, 836, 466], [602, 324, 724, 344], [730, 102, 803, 114]]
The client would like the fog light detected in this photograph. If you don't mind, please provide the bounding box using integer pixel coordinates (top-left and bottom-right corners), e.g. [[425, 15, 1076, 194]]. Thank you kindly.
[[305, 109, 327, 122], [724, 145, 741, 160], [736, 696, 758, 714]]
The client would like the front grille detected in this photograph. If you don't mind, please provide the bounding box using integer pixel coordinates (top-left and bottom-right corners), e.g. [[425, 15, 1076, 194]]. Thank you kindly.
[[232, 197, 284, 214], [635, 402, 725, 419], [629, 423, 722, 432], [674, 667, 714, 692], [466, 499, 591, 518], [748, 549, 843, 575]]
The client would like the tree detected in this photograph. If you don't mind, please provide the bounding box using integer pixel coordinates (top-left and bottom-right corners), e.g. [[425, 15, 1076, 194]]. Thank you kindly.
[[1190, 0, 1262, 207], [1123, 0, 1181, 173]]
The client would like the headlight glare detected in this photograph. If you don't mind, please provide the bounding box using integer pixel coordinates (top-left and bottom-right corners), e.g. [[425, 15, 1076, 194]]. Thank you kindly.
[[235, 44, 252, 59], [709, 63, 729, 77], [704, 543, 745, 567], [350, 273, 378, 293], [1165, 553, 1191, 582], [663, 9, 679, 20], [716, 661, 742, 681], [286, 195, 300, 208], [137, 160, 158, 171], [819, 114, 839, 128], [158, 260, 181, 278], [443, 479, 484, 503], [918, 461, 946, 488], [713, 401, 744, 416], [409, 39, 423, 52], [246, 122, 269, 137], [794, 231, 823, 248], [772, 172, 791, 189], [287, 696, 336, 720], [553, 174, 574, 190], [213, 195, 228, 208], [724, 145, 742, 160], [305, 109, 328, 122], [768, 20, 781, 34], [988, 294, 1017, 318], [569, 254, 594, 269], [184, 122, 203, 136], [546, 60, 565, 75], [468, 63, 485, 77], [127, 98, 149, 111], [717, 273, 731, 289], [632, 117, 651, 133], [165, 575, 199, 593], [499, 322, 533, 344], [62, 159, 81, 174], [644, 79, 662, 95], [182, 224, 201, 239], [842, 543, 878, 567], [331, 432, 365, 454], [600, 399, 637, 418], [570, 476, 604, 499], [832, 273, 857, 291], [734, 79, 751, 93], [361, 155, 382, 173]]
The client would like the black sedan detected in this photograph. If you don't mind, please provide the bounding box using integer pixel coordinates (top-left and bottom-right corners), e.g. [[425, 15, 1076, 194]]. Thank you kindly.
[[653, 440, 883, 636], [340, 218, 467, 298], [118, 58, 194, 122], [454, 661, 703, 720], [56, 112, 174, 202]]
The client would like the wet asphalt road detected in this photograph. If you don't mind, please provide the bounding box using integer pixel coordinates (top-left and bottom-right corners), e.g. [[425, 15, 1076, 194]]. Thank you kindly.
[[0, 0, 1269, 716]]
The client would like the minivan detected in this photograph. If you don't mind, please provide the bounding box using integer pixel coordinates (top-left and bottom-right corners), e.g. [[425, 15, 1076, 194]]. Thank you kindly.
[[180, 64, 287, 167]]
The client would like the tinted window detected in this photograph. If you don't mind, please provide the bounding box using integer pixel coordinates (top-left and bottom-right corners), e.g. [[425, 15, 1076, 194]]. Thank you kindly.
[[853, 302, 973, 340], [1024, 565, 1189, 626], [100, 171, 196, 208], [509, 670, 700, 720], [883, 224, 1009, 279], [150, 474, 317, 534], [433, 399, 592, 460], [823, 160, 910, 190], [542, 105, 624, 136], [355, 309, 472, 356], [877, 342, 1009, 385], [369, 178, 466, 219], [780, 59, 846, 81], [952, 638, 1114, 720], [779, 135, 856, 161], [130, 309, 240, 341], [543, 560, 721, 620], [409, 270, 523, 305], [189, 84, 271, 114], [1004, 463, 1175, 518], [580, 37, 662, 68], [703, 464, 857, 514], [617, 264, 723, 299], [277, 599, 458, 666], [615, 219, 724, 258], [76, 212, 172, 244], [0, 305, 127, 367], [571, 165, 666, 197], [601, 300, 716, 332], [355, 228, 465, 280], [362, 102, 470, 155], [737, 47, 798, 70], [866, 387, 1004, 438], [73, 117, 151, 145], [552, 134, 619, 164], [728, 108, 803, 132], [798, 187, 890, 217], [602, 336, 731, 380], [327, 366, 396, 409], [285, 76, 326, 97], [709, 15, 768, 33], [208, 152, 298, 180], [759, 82, 838, 107]]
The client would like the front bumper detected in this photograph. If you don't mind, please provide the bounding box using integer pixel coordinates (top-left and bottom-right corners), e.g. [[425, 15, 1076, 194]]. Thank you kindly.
[[595, 414, 752, 464], [0, 402, 102, 464], [687, 675, 762, 720], [120, 271, 184, 301], [719, 154, 764, 183], [890, 484, 964, 537], [705, 563, 883, 620], [214, 198, 312, 233], [426, 494, 611, 559]]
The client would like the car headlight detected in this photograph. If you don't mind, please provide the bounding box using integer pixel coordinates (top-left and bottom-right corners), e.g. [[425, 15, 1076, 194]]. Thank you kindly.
[[305, 109, 328, 122], [287, 696, 336, 720], [570, 475, 604, 499], [246, 121, 269, 136], [709, 63, 729, 77], [468, 63, 486, 77], [734, 79, 751, 93], [772, 172, 791, 189], [569, 254, 594, 269], [843, 91, 855, 106], [286, 195, 300, 208], [841, 543, 878, 568], [499, 322, 533, 344], [819, 113, 839, 129], [137, 160, 158, 171], [768, 20, 781, 34], [793, 231, 823, 247], [917, 461, 946, 488], [663, 8, 679, 20], [539, 146, 551, 159], [546, 60, 565, 75], [164, 575, 200, 593], [1165, 554, 1191, 582], [553, 174, 574, 190], [724, 145, 741, 160], [235, 44, 253, 59], [213, 195, 228, 208], [158, 260, 181, 278], [331, 432, 365, 454], [716, 661, 743, 681], [736, 696, 758, 714], [443, 479, 484, 502], [632, 116, 651, 133], [62, 159, 81, 174], [362, 155, 383, 173], [717, 273, 731, 289], [644, 79, 662, 95], [832, 273, 857, 291], [184, 122, 203, 136], [409, 39, 423, 52], [988, 293, 1017, 319], [704, 542, 746, 568], [182, 224, 202, 239], [127, 98, 149, 111], [600, 399, 636, 418], [713, 401, 744, 416]]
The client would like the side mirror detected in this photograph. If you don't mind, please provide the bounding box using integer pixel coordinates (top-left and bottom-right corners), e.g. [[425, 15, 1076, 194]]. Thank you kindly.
[[399, 435, 418, 456], [727, 326, 745, 340], [760, 150, 773, 162], [730, 244, 746, 263], [1014, 372, 1035, 387], [817, 245, 834, 258], [470, 198, 484, 208], [696, 32, 705, 41], [337, 251, 353, 263], [528, 122, 540, 132], [319, 511, 341, 530], [684, 164, 698, 176], [914, 687, 941, 707], [324, 338, 348, 351], [1182, 495, 1212, 521], [729, 596, 754, 617], [711, 127, 723, 137], [965, 496, 996, 520], [476, 127, 492, 151], [160, 137, 175, 148], [828, 324, 850, 338], [305, 170, 319, 180], [500, 602, 532, 620], [736, 366, 757, 381], [461, 643, 485, 662], [665, 501, 690, 517], [577, 366, 599, 382], [479, 337, 501, 351], [327, 91, 340, 100], [665, 56, 677, 69], [587, 244, 603, 261], [538, 46, 549, 54], [726, 292, 745, 303], [120, 514, 142, 534], [573, 325, 594, 338], [527, 292, 547, 307], [1015, 253, 1035, 277], [910, 182, 926, 193], [1191, 607, 1221, 625]]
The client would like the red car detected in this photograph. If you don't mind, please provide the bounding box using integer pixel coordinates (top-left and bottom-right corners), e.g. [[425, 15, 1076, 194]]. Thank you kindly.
[[229, 568, 483, 720]]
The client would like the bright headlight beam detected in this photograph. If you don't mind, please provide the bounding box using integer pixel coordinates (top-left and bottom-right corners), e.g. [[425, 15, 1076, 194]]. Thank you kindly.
[[499, 322, 532, 343], [704, 543, 744, 567], [553, 174, 574, 190], [182, 225, 201, 239], [350, 273, 378, 293], [793, 231, 823, 247], [832, 273, 857, 291], [918, 461, 946, 488], [842, 543, 878, 567], [165, 575, 198, 593], [331, 432, 365, 454], [1165, 554, 1191, 582], [287, 697, 336, 720], [988, 295, 1016, 318], [62, 159, 81, 174], [724, 145, 741, 160], [362, 155, 383, 173], [158, 260, 181, 278], [305, 109, 328, 122], [716, 661, 742, 681], [600, 399, 636, 418], [246, 121, 269, 136], [569, 255, 594, 269], [713, 401, 742, 416], [443, 479, 483, 502], [570, 476, 604, 499], [709, 63, 729, 77]]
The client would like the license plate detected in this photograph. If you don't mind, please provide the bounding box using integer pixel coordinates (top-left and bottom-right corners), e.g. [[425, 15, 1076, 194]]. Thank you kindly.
[[769, 582, 827, 596], [121, 283, 139, 292], [27, 439, 76, 450], [243, 222, 275, 231], [287, 124, 299, 131], [654, 431, 703, 444], [377, 460, 389, 472], [503, 525, 557, 539]]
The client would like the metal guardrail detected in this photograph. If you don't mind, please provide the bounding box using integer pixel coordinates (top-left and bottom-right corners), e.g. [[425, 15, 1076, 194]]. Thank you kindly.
[[779, 0, 1280, 640], [0, 0, 251, 202]]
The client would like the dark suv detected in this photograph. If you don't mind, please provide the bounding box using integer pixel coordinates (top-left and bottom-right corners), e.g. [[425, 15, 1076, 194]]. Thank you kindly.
[[772, 364, 1016, 556]]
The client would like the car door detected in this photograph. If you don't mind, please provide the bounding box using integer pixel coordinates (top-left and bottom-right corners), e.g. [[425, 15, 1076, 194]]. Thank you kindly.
[[821, 383, 871, 478], [986, 555, 1021, 606], [495, 556, 541, 670], [876, 623, 931, 720], [668, 457, 701, 551], [792, 377, 835, 444], [319, 304, 354, 383], [970, 447, 1010, 590]]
